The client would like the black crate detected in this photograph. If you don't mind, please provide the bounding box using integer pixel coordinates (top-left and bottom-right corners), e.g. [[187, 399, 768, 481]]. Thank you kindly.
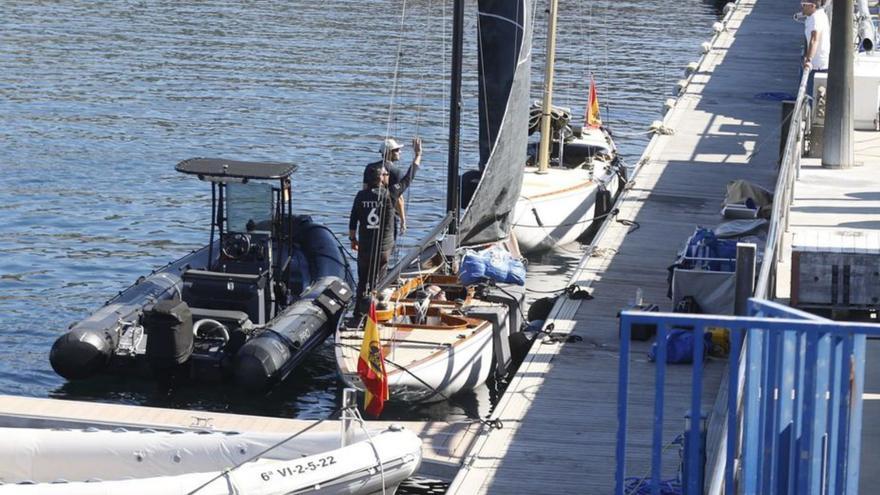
[[617, 303, 659, 341]]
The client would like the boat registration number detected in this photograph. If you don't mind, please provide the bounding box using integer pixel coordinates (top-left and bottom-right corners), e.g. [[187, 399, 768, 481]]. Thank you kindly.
[[259, 455, 337, 481]]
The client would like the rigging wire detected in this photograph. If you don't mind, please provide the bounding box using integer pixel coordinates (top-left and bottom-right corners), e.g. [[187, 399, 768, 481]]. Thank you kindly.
[[369, 0, 413, 292], [394, 0, 433, 263], [366, 0, 412, 296], [337, 341, 450, 402], [353, 409, 388, 495], [383, 0, 410, 144]]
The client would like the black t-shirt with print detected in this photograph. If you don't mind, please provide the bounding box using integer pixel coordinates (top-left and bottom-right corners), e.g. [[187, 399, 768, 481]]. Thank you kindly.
[[349, 187, 396, 252], [350, 159, 418, 251]]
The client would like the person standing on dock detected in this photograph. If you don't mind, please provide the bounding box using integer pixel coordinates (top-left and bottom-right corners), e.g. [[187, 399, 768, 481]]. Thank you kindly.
[[802, 0, 830, 95], [349, 158, 419, 317], [363, 137, 423, 236]]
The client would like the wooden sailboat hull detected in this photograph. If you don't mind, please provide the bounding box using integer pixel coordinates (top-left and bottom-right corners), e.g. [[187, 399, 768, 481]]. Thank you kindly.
[[513, 167, 603, 253], [521, 101, 620, 253], [337, 321, 494, 403]]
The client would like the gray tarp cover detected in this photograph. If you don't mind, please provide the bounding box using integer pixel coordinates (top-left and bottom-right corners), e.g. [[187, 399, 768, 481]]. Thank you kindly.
[[672, 269, 736, 315], [458, 0, 532, 247], [724, 179, 773, 218]]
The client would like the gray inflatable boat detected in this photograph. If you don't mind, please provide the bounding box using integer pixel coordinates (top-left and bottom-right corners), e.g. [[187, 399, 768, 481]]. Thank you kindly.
[[50, 158, 353, 392]]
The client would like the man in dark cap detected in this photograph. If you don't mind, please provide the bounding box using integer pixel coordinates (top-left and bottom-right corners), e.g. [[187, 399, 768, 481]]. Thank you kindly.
[[363, 137, 422, 236], [349, 156, 419, 316]]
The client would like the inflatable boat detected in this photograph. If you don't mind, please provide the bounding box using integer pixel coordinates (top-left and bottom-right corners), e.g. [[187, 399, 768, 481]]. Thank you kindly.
[[0, 424, 421, 494], [50, 158, 353, 392]]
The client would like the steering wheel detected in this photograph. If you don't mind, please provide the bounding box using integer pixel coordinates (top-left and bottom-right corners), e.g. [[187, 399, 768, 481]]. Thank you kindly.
[[193, 318, 230, 343], [221, 233, 251, 259]]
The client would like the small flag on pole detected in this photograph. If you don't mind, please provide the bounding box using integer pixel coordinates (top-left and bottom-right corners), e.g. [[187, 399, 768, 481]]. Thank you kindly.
[[585, 75, 602, 128], [357, 300, 389, 417]]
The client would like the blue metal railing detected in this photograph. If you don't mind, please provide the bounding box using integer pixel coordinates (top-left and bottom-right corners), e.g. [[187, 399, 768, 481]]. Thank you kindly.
[[615, 298, 874, 495]]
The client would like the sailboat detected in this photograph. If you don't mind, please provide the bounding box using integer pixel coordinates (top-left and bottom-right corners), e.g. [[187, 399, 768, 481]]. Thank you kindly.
[[512, 0, 624, 253], [335, 0, 532, 404]]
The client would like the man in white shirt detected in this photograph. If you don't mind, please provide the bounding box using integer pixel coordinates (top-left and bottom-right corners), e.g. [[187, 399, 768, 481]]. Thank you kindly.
[[802, 0, 831, 100], [803, 0, 831, 70]]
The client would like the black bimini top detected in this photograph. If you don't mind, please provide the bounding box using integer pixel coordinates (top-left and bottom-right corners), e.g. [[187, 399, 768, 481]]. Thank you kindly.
[[175, 157, 296, 180]]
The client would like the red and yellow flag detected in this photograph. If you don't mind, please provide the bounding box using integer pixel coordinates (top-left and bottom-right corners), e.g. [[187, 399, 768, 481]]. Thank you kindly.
[[357, 301, 389, 417], [585, 75, 602, 128]]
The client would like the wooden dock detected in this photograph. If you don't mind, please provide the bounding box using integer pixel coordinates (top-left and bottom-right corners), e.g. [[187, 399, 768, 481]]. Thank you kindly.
[[448, 0, 801, 492], [0, 1, 838, 492]]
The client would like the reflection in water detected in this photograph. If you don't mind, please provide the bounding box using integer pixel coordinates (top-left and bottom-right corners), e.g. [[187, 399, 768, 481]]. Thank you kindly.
[[1, 1, 719, 420]]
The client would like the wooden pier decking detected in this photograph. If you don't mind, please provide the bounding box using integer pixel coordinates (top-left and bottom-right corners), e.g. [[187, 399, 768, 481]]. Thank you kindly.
[[0, 1, 838, 493], [448, 0, 802, 492]]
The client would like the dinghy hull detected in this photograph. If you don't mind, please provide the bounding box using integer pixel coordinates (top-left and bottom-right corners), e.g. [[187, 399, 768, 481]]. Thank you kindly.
[[0, 426, 421, 495]]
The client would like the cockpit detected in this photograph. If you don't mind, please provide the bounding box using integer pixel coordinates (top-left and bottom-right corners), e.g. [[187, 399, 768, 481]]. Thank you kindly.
[[174, 158, 297, 326]]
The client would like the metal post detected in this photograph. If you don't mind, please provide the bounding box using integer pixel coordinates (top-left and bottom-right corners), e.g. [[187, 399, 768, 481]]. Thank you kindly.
[[735, 243, 757, 316], [780, 100, 796, 165], [536, 0, 559, 174], [446, 0, 464, 232], [683, 410, 708, 495], [341, 388, 357, 447], [822, 0, 855, 168]]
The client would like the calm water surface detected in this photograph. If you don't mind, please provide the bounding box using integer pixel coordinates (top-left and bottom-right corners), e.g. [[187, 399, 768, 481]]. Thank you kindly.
[[0, 1, 723, 420]]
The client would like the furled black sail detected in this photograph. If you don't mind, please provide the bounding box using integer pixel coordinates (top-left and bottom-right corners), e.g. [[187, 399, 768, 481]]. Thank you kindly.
[[457, 0, 532, 247]]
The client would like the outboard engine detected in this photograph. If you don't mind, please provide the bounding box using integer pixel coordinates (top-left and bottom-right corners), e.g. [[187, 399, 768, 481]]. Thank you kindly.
[[143, 299, 194, 381], [234, 277, 351, 392]]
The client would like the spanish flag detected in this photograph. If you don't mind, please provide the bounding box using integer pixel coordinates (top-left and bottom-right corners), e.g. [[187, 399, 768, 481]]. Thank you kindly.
[[585, 75, 602, 128], [357, 301, 389, 417]]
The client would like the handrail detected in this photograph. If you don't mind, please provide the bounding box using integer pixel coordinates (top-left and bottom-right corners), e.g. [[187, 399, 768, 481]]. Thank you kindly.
[[753, 68, 810, 299], [705, 67, 811, 495], [617, 299, 873, 495]]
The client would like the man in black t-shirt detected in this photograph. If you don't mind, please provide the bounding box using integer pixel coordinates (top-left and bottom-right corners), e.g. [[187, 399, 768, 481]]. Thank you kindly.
[[362, 137, 422, 236], [349, 158, 419, 316]]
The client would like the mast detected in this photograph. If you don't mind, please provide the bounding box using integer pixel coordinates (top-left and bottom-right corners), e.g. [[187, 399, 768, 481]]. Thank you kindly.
[[536, 0, 559, 174], [446, 0, 465, 234]]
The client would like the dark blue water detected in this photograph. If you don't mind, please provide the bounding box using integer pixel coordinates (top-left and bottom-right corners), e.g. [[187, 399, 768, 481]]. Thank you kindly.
[[0, 1, 722, 420]]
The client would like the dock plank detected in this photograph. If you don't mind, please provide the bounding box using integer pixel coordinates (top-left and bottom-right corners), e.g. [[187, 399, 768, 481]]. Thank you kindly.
[[447, 0, 801, 492]]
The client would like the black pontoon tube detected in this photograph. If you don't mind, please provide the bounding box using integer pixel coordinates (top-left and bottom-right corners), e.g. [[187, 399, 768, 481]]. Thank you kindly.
[[234, 276, 351, 392], [293, 219, 354, 285], [49, 247, 211, 380], [230, 219, 354, 392]]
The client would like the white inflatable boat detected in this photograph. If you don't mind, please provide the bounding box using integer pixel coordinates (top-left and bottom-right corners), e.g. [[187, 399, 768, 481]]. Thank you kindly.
[[0, 424, 421, 494]]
